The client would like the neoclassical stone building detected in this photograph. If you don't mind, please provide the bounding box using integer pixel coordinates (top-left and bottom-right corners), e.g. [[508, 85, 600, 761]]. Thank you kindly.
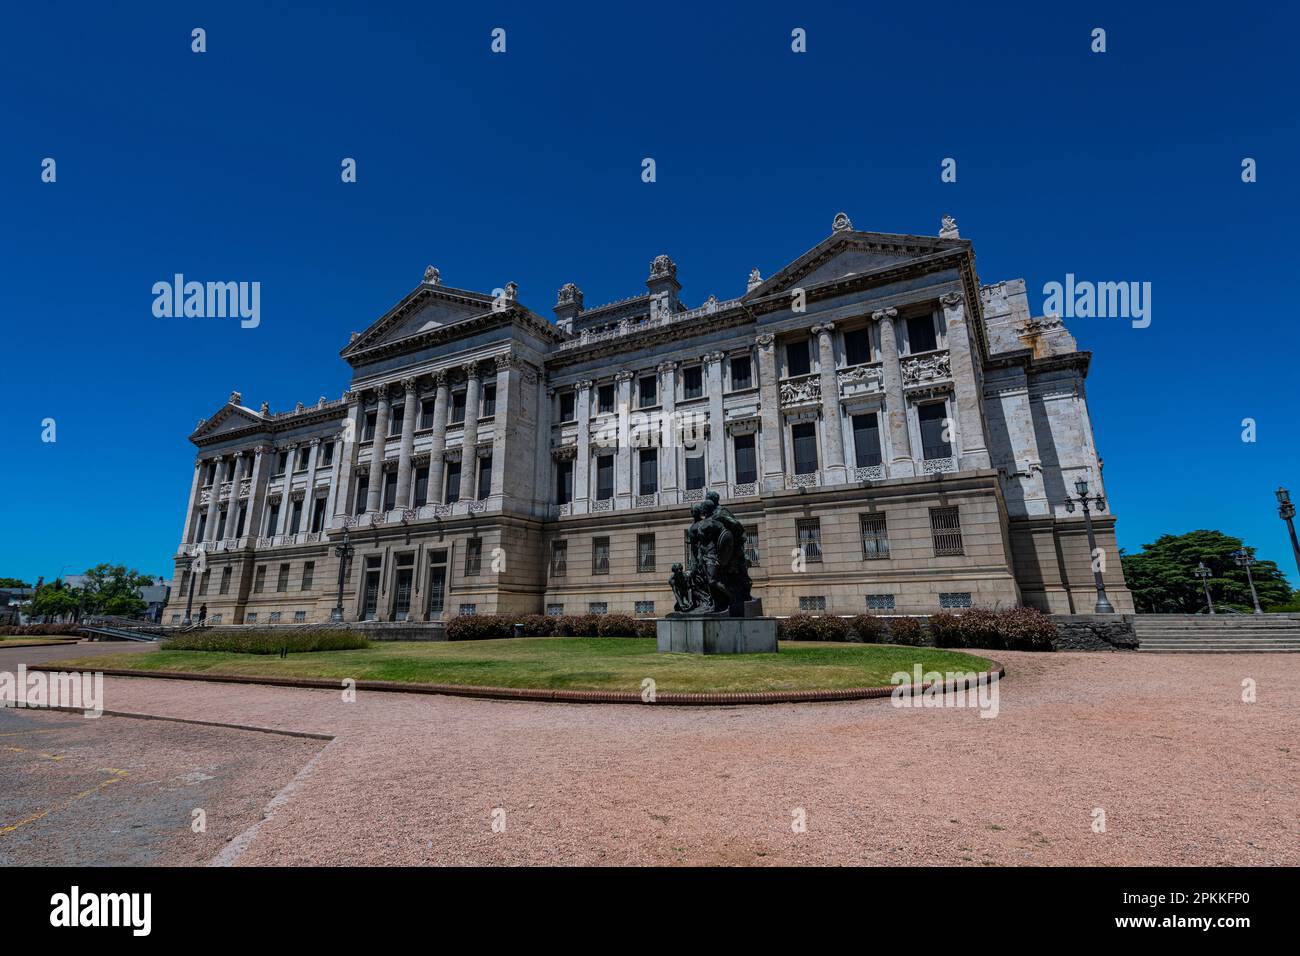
[[169, 213, 1133, 625]]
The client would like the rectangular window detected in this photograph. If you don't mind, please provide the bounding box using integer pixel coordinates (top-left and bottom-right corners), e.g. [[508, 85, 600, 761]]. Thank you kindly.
[[450, 391, 466, 424], [785, 339, 811, 377], [363, 413, 376, 442], [546, 604, 565, 616], [939, 592, 973, 609], [588, 602, 608, 615], [275, 451, 288, 475], [419, 399, 436, 430], [353, 477, 368, 515], [477, 454, 493, 500], [219, 566, 232, 595], [464, 538, 482, 576], [638, 449, 658, 495], [596, 455, 614, 500], [844, 327, 871, 366], [388, 406, 403, 437], [276, 563, 290, 592], [907, 313, 938, 353], [559, 390, 576, 422], [792, 422, 819, 475], [638, 375, 657, 408], [730, 355, 752, 390], [555, 460, 573, 505], [551, 541, 568, 577], [269, 611, 281, 624], [301, 561, 315, 590], [244, 612, 257, 624], [852, 413, 883, 468], [254, 565, 266, 593], [796, 518, 823, 563], [171, 613, 181, 624], [919, 403, 952, 460], [382, 471, 398, 511], [685, 454, 705, 490], [682, 365, 703, 399], [288, 500, 303, 535], [635, 600, 655, 615], [733, 433, 757, 484], [592, 536, 611, 575], [294, 611, 306, 623], [859, 513, 890, 560], [321, 442, 334, 467], [930, 506, 964, 556], [597, 383, 615, 414], [481, 384, 496, 417], [458, 603, 477, 616], [197, 570, 210, 596], [637, 533, 656, 573], [414, 466, 429, 507], [445, 461, 461, 504], [799, 596, 827, 612], [210, 613, 222, 624], [744, 531, 760, 568], [867, 593, 896, 611]]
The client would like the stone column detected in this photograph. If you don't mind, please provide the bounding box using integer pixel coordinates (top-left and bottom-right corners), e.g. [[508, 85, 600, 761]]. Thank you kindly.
[[428, 372, 450, 504], [756, 334, 784, 491], [489, 355, 515, 502], [366, 386, 391, 513], [875, 308, 915, 478], [332, 392, 363, 521], [203, 454, 224, 542], [246, 444, 271, 540], [704, 352, 726, 491], [180, 459, 203, 547], [574, 379, 592, 512], [394, 377, 420, 508], [227, 452, 248, 540], [940, 291, 992, 470], [302, 438, 321, 532], [812, 322, 847, 484], [658, 361, 677, 499], [614, 370, 634, 507], [276, 443, 297, 537], [458, 363, 482, 500]]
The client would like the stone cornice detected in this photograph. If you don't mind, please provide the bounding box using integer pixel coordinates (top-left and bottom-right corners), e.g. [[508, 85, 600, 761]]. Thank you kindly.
[[343, 302, 565, 368]]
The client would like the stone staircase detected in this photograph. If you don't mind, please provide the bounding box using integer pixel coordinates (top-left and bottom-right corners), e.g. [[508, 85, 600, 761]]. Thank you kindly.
[[1133, 614, 1300, 653]]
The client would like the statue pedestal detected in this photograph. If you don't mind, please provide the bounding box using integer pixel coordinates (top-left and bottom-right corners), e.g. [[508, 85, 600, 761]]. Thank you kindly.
[[657, 616, 778, 655]]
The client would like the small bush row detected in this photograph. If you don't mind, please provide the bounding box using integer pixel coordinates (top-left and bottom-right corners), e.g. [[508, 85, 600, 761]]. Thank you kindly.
[[446, 613, 656, 641], [777, 608, 1057, 651], [162, 628, 370, 654], [1, 623, 84, 636]]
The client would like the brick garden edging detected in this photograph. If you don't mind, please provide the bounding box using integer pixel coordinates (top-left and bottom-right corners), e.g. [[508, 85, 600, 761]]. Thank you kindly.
[[28, 661, 1005, 707]]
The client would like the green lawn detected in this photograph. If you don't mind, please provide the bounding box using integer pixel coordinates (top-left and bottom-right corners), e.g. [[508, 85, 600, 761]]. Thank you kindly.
[[59, 637, 993, 694]]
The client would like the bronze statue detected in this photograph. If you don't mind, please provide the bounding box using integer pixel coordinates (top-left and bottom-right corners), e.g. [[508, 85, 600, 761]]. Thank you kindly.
[[669, 493, 754, 617]]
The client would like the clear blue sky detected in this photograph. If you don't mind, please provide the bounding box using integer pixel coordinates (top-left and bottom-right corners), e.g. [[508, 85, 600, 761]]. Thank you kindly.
[[2, 1, 1297, 587]]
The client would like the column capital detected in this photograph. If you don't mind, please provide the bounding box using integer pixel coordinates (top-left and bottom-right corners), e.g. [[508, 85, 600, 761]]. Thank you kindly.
[[657, 360, 678, 375], [703, 351, 725, 366], [614, 369, 635, 382], [811, 322, 836, 336], [756, 333, 775, 350], [871, 307, 899, 321], [401, 377, 419, 395], [462, 361, 483, 380], [939, 291, 965, 309], [494, 352, 520, 372], [372, 383, 391, 402], [309, 437, 322, 447], [576, 379, 593, 392], [433, 369, 449, 387]]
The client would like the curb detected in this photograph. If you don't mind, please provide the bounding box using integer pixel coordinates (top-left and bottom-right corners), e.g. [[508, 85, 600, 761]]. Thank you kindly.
[[25, 661, 1005, 707]]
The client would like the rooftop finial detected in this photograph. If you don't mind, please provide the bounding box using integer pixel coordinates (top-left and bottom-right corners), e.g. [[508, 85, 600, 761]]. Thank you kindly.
[[746, 267, 763, 292], [940, 214, 960, 239], [832, 211, 853, 233], [423, 265, 441, 285]]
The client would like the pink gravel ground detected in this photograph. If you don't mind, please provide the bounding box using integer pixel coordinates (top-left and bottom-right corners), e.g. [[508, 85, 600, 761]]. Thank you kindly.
[[4, 644, 1297, 865]]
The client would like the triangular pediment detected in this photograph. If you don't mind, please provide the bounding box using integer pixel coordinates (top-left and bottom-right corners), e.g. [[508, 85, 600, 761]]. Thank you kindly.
[[342, 283, 496, 358], [747, 230, 965, 299], [190, 403, 267, 441]]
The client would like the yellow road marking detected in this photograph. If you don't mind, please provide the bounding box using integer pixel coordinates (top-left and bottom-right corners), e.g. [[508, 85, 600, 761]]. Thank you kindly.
[[0, 769, 128, 835], [0, 729, 61, 738], [5, 745, 64, 760]]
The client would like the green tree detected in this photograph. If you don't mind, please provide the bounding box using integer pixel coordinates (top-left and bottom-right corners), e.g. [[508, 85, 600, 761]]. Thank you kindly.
[[77, 564, 154, 618], [0, 577, 31, 588], [1120, 530, 1293, 613], [29, 579, 82, 620]]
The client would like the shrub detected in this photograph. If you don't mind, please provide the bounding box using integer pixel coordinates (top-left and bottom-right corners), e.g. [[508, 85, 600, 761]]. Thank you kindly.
[[596, 613, 639, 637], [632, 618, 656, 638], [447, 612, 647, 640], [1, 623, 83, 637], [923, 606, 1057, 651], [995, 606, 1058, 651], [162, 628, 369, 654], [846, 614, 887, 644], [445, 615, 514, 641], [886, 616, 927, 646], [777, 614, 851, 642]]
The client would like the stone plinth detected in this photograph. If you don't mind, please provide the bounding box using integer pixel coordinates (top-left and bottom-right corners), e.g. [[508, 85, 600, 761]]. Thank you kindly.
[[657, 616, 778, 654]]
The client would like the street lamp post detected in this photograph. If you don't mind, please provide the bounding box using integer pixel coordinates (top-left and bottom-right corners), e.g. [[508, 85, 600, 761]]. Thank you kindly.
[[1277, 488, 1300, 582], [330, 518, 357, 624], [1065, 477, 1115, 614], [1232, 548, 1264, 615], [1193, 562, 1215, 615]]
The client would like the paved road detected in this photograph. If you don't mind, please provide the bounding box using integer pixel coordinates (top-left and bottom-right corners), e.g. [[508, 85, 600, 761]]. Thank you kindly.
[[1, 642, 1295, 866]]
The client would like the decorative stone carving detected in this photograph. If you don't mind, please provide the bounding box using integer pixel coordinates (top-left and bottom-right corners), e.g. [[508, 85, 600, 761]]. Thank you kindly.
[[556, 282, 583, 308], [423, 265, 441, 285], [667, 491, 752, 617], [811, 322, 836, 336], [503, 281, 518, 302], [832, 212, 853, 233], [838, 364, 883, 386], [940, 291, 964, 308], [259, 402, 270, 415], [871, 307, 898, 322], [755, 333, 775, 350], [746, 268, 763, 292], [779, 375, 821, 406], [649, 254, 677, 279], [402, 377, 418, 394], [901, 351, 952, 385], [703, 350, 725, 367], [615, 369, 634, 382], [939, 215, 960, 240], [228, 390, 242, 405]]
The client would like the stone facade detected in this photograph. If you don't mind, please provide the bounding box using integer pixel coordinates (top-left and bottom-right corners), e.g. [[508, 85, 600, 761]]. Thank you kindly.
[[167, 215, 1133, 625]]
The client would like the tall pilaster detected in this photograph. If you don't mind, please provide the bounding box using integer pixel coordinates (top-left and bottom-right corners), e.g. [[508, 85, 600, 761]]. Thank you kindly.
[[180, 459, 203, 547], [332, 392, 363, 521], [940, 291, 992, 470], [246, 444, 271, 540], [813, 322, 847, 484], [302, 438, 321, 532], [704, 352, 726, 489], [489, 355, 515, 503], [614, 370, 634, 508], [574, 379, 592, 511], [366, 386, 391, 513], [756, 334, 784, 490], [203, 454, 224, 543], [875, 308, 915, 478], [427, 372, 450, 504], [458, 363, 482, 500], [276, 443, 298, 536], [394, 377, 420, 508], [227, 452, 248, 540], [658, 361, 678, 498]]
